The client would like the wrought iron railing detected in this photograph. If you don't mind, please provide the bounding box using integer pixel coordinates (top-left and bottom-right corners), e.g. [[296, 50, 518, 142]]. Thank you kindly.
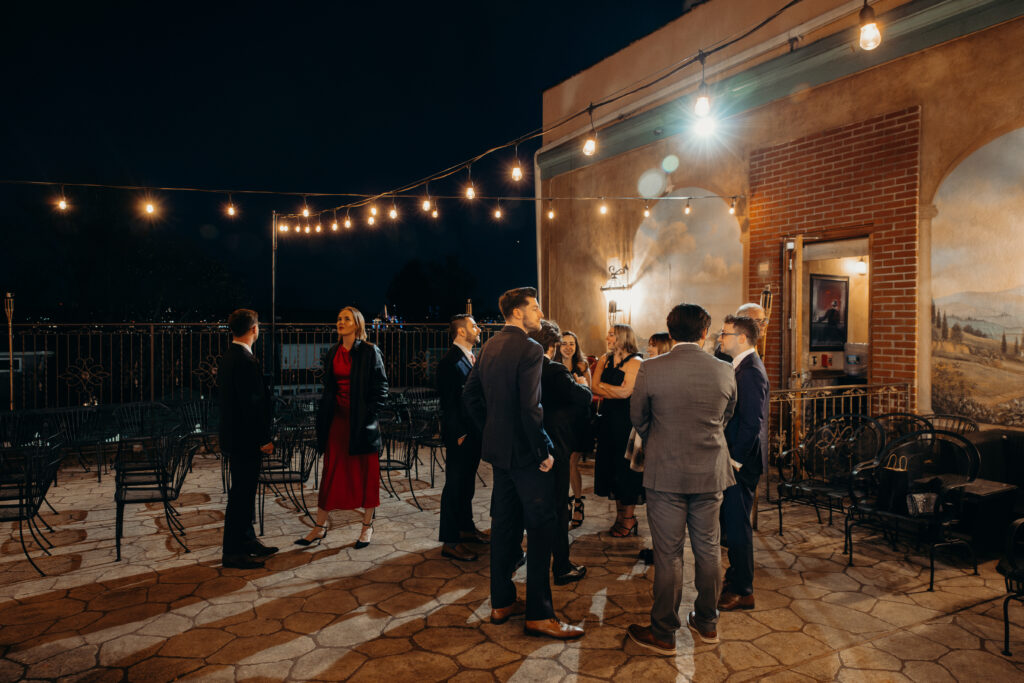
[[0, 322, 502, 409]]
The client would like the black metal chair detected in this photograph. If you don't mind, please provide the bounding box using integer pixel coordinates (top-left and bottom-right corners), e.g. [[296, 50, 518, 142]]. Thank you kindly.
[[53, 407, 106, 481], [257, 426, 320, 535], [115, 401, 180, 439], [923, 413, 979, 436], [379, 411, 428, 510], [876, 412, 934, 443], [114, 432, 199, 561], [998, 517, 1024, 656], [0, 440, 64, 575], [776, 413, 885, 534]]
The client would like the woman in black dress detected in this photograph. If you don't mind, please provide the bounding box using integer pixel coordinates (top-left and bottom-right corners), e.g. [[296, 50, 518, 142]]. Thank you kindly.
[[557, 330, 592, 528], [592, 324, 644, 536]]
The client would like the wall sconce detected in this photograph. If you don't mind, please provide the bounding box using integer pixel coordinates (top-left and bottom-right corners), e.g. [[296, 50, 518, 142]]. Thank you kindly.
[[600, 264, 631, 324], [855, 258, 868, 275]]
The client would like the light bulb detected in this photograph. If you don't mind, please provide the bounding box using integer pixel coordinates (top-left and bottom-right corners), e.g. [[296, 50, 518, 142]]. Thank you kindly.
[[859, 2, 881, 50], [389, 207, 398, 220], [145, 203, 155, 214], [599, 203, 608, 215], [344, 217, 352, 229], [643, 206, 650, 218], [422, 199, 431, 211], [58, 198, 68, 210], [280, 224, 288, 232], [855, 259, 868, 275], [694, 82, 711, 117], [370, 206, 377, 216], [431, 208, 438, 218], [582, 137, 596, 156], [331, 221, 338, 231], [684, 201, 691, 215], [466, 185, 476, 200], [511, 165, 523, 182], [302, 207, 310, 217], [729, 198, 736, 215], [368, 216, 375, 226], [547, 208, 555, 220], [494, 208, 502, 219], [304, 225, 310, 233], [227, 205, 236, 216], [315, 224, 322, 233]]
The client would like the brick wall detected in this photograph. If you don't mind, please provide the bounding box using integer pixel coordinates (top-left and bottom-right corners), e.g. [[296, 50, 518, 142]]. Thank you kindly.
[[747, 106, 921, 401]]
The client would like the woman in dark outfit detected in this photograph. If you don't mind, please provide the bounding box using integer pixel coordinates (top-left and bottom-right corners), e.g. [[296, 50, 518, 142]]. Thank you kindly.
[[591, 324, 644, 537], [297, 306, 389, 548]]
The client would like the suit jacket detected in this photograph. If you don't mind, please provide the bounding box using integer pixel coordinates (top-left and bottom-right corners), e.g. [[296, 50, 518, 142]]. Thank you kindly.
[[725, 352, 770, 489], [463, 325, 554, 470], [436, 345, 476, 446], [218, 342, 272, 455], [630, 344, 737, 494], [316, 339, 389, 454], [539, 356, 592, 459]]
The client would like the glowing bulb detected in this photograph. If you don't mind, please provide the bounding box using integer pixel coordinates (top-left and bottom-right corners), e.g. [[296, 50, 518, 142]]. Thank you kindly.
[[582, 137, 596, 156], [389, 207, 398, 220], [643, 206, 650, 218], [511, 165, 523, 182], [344, 217, 352, 228], [58, 198, 68, 210], [466, 185, 476, 200], [694, 81, 711, 117], [855, 259, 868, 275], [599, 203, 608, 215], [315, 224, 322, 233], [494, 208, 502, 219], [227, 205, 236, 216], [694, 116, 717, 137], [729, 198, 736, 215], [431, 208, 438, 218], [279, 224, 288, 232], [684, 200, 691, 215], [547, 208, 555, 220], [331, 221, 338, 231], [859, 2, 881, 50], [368, 216, 375, 226], [302, 207, 310, 217], [370, 206, 377, 216], [304, 225, 310, 233], [145, 203, 155, 214], [421, 199, 431, 211]]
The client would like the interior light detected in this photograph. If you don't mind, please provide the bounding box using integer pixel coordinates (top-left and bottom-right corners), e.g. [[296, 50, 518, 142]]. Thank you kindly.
[[859, 1, 882, 50]]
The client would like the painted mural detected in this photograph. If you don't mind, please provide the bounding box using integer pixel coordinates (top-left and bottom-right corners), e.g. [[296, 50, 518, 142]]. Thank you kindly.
[[931, 128, 1024, 427], [630, 176, 742, 344]]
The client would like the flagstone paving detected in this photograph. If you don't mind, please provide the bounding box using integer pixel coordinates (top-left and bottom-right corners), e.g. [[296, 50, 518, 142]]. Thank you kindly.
[[2, 450, 1024, 681]]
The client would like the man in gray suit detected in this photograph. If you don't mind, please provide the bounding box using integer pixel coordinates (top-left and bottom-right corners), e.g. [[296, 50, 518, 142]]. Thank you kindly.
[[626, 303, 736, 653]]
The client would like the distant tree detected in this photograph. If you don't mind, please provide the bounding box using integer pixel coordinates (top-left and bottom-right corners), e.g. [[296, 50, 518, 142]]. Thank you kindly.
[[1016, 337, 1021, 356], [931, 301, 937, 327], [1002, 332, 1008, 354], [941, 313, 949, 340], [951, 323, 963, 344]]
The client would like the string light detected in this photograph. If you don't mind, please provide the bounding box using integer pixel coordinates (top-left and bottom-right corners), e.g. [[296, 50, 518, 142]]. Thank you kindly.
[[422, 198, 431, 211], [302, 206, 310, 218], [547, 206, 555, 220], [331, 221, 338, 231], [344, 213, 352, 229], [431, 207, 439, 218], [226, 194, 237, 217], [315, 223, 322, 233], [582, 105, 597, 156], [465, 166, 476, 199], [695, 51, 711, 117], [684, 199, 692, 215], [643, 205, 650, 218], [279, 223, 288, 232], [389, 206, 398, 220], [57, 198, 68, 211], [304, 225, 311, 233], [729, 197, 737, 215], [494, 205, 503, 219], [368, 215, 375, 226], [511, 145, 523, 181], [144, 201, 156, 215], [859, 0, 882, 50], [370, 206, 378, 216], [599, 201, 608, 215]]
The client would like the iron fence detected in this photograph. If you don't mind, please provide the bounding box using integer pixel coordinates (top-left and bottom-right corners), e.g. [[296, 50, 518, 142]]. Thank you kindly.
[[1, 322, 502, 410]]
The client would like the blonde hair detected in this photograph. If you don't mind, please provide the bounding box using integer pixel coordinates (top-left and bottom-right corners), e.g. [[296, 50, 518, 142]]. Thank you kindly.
[[338, 306, 368, 341], [647, 332, 673, 357], [609, 324, 640, 355]]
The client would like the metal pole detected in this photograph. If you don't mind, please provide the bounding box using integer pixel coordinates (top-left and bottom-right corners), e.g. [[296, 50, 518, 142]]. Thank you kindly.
[[270, 212, 277, 394], [4, 292, 13, 411]]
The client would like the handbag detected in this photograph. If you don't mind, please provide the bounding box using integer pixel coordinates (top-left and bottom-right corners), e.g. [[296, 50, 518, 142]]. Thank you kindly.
[[624, 428, 645, 472]]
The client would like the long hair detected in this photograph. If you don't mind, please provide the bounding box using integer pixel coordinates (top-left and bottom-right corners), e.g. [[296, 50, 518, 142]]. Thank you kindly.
[[609, 324, 639, 356], [647, 332, 673, 357], [559, 330, 586, 371], [338, 306, 368, 341]]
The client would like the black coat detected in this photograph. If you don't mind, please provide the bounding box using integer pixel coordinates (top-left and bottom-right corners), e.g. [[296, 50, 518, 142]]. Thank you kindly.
[[724, 352, 770, 489], [316, 339, 389, 455], [463, 325, 554, 469], [218, 343, 272, 455], [436, 345, 477, 447], [539, 356, 592, 458]]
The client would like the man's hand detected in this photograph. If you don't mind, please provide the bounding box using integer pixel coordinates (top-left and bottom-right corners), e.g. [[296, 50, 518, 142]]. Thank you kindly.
[[538, 455, 554, 472], [457, 435, 466, 446], [260, 442, 274, 454]]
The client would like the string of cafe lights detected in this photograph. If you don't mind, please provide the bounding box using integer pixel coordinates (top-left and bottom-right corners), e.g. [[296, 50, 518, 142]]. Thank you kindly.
[[1, 0, 881, 234]]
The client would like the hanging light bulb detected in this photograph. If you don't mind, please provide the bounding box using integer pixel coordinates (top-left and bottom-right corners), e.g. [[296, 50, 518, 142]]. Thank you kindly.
[[859, 0, 882, 50], [389, 206, 398, 220], [729, 197, 737, 215], [684, 199, 692, 215], [422, 198, 431, 212], [302, 206, 310, 218], [582, 105, 597, 156], [431, 208, 439, 218], [599, 201, 608, 215], [226, 195, 237, 217], [547, 207, 555, 220], [344, 216, 352, 229], [494, 206, 502, 219], [465, 184, 476, 200], [304, 225, 311, 233], [145, 202, 155, 215], [57, 198, 68, 211], [331, 221, 338, 231], [370, 206, 378, 216], [280, 224, 289, 232], [643, 205, 650, 218], [315, 223, 322, 233], [511, 164, 523, 182], [694, 51, 711, 117], [368, 215, 375, 226]]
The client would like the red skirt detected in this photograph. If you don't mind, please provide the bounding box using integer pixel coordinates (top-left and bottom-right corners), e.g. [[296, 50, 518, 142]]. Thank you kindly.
[[318, 404, 380, 510]]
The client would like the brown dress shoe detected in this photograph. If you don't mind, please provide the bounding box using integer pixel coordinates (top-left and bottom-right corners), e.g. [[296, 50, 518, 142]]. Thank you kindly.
[[524, 618, 584, 640], [490, 600, 527, 624], [686, 611, 719, 644], [441, 543, 478, 562], [626, 624, 676, 654], [460, 528, 491, 544], [717, 590, 755, 611]]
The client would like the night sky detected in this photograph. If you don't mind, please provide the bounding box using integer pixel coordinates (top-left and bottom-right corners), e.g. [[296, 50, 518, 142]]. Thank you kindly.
[[1, 2, 685, 323]]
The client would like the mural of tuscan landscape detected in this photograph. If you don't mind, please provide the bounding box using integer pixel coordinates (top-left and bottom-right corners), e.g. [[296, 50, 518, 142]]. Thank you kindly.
[[931, 128, 1024, 426]]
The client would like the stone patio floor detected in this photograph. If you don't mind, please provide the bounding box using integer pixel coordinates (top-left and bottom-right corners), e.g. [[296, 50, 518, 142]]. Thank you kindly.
[[2, 450, 1024, 682]]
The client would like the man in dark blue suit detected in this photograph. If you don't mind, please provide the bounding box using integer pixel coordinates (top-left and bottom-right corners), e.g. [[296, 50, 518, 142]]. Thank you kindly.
[[718, 314, 770, 610], [463, 287, 584, 640], [437, 313, 488, 562]]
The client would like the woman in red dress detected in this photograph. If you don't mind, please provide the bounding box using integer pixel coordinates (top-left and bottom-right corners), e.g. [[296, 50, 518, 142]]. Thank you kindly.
[[296, 306, 389, 548]]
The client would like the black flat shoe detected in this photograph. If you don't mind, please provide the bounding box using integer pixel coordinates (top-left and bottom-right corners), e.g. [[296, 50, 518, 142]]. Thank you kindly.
[[295, 524, 328, 547], [553, 564, 587, 585], [222, 554, 265, 570], [246, 543, 279, 557]]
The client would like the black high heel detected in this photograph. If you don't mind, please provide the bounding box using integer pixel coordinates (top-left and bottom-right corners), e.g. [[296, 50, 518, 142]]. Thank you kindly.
[[354, 522, 374, 549], [609, 515, 638, 537], [295, 524, 328, 547], [570, 497, 585, 529]]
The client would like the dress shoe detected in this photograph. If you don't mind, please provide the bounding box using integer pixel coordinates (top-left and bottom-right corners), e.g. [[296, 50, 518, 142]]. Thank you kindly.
[[441, 543, 478, 562], [553, 564, 587, 585], [295, 524, 328, 547], [245, 542, 279, 557], [354, 522, 373, 549], [686, 611, 719, 644], [222, 554, 265, 570], [490, 599, 527, 624], [524, 618, 584, 640], [626, 624, 676, 655], [460, 528, 491, 544], [717, 590, 755, 611]]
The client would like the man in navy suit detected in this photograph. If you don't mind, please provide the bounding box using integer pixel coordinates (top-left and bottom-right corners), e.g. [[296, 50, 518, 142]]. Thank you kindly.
[[437, 314, 488, 562], [717, 314, 770, 610], [463, 287, 583, 640]]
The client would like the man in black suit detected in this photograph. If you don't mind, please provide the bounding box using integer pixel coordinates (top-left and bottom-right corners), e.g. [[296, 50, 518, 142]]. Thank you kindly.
[[717, 315, 770, 610], [437, 313, 489, 562], [219, 308, 277, 570], [463, 287, 583, 641]]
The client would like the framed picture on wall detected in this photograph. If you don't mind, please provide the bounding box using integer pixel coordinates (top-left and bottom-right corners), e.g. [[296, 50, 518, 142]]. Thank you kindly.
[[809, 274, 849, 351]]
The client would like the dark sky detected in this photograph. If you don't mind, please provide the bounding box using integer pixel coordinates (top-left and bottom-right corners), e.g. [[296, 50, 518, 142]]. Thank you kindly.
[[0, 2, 685, 322]]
